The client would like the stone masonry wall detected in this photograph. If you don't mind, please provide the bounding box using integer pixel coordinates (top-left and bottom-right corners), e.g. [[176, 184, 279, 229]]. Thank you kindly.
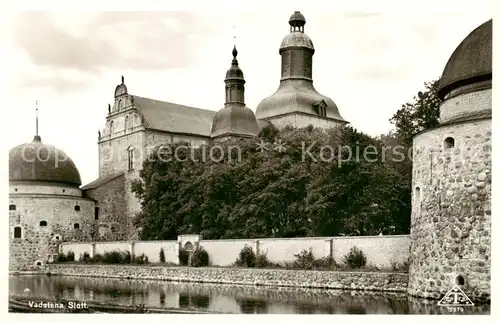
[[83, 174, 128, 241], [9, 188, 94, 271], [439, 88, 491, 123], [409, 117, 491, 301], [47, 264, 408, 292]]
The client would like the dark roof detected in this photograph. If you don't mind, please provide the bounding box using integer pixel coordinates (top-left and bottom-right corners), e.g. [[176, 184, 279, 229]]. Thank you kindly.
[[256, 80, 345, 122], [9, 135, 81, 186], [438, 19, 492, 99], [211, 104, 260, 138], [81, 172, 125, 190], [289, 11, 306, 27], [132, 96, 215, 137]]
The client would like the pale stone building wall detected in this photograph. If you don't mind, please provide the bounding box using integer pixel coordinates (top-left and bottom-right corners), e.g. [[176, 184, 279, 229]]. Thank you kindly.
[[9, 182, 94, 271], [439, 89, 492, 123], [409, 117, 491, 300], [266, 112, 345, 130]]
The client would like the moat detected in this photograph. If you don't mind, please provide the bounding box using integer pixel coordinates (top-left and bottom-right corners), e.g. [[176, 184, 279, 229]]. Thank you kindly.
[[9, 275, 490, 314]]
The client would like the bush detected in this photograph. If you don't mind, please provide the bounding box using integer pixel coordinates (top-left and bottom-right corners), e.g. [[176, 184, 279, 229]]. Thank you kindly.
[[235, 245, 256, 267], [66, 251, 75, 262], [314, 255, 336, 270], [55, 253, 67, 263], [391, 260, 410, 272], [255, 253, 271, 268], [133, 253, 149, 265], [293, 248, 316, 270], [90, 253, 103, 263], [341, 247, 367, 269], [190, 247, 209, 267], [159, 248, 165, 263], [79, 252, 91, 263], [179, 248, 190, 266]]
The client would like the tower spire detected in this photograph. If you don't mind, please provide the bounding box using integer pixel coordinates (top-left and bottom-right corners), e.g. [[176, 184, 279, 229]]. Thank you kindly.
[[36, 101, 38, 135], [34, 101, 41, 142]]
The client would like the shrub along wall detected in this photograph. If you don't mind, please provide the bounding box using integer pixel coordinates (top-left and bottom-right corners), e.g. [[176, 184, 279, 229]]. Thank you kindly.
[[47, 264, 408, 292], [59, 234, 409, 268]]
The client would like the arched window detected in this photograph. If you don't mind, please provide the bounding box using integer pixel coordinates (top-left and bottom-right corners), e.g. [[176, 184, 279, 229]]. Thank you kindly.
[[74, 223, 80, 229], [456, 275, 465, 286], [9, 204, 16, 211], [444, 137, 455, 149], [415, 187, 420, 201], [184, 242, 194, 252], [124, 115, 129, 133], [127, 147, 135, 170], [74, 205, 80, 211], [39, 220, 47, 227], [14, 227, 21, 238], [109, 121, 114, 135]]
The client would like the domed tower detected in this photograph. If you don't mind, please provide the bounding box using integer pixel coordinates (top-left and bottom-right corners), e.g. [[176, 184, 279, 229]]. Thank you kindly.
[[9, 133, 95, 271], [255, 11, 347, 130], [408, 19, 492, 302], [211, 46, 260, 140]]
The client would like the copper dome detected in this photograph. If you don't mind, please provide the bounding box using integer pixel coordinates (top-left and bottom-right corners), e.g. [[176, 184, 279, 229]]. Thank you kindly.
[[438, 19, 492, 99], [9, 136, 82, 186], [210, 105, 260, 138]]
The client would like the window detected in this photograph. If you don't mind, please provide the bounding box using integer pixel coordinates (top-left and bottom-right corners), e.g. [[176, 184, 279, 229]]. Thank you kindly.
[[109, 121, 114, 135], [9, 204, 16, 211], [74, 223, 80, 229], [415, 187, 420, 201], [128, 147, 135, 170], [74, 205, 80, 211], [36, 261, 42, 266], [444, 137, 455, 149], [14, 227, 21, 238], [124, 115, 129, 133], [95, 207, 99, 220], [39, 221, 47, 227], [456, 275, 465, 286], [319, 105, 326, 117], [184, 241, 194, 252]]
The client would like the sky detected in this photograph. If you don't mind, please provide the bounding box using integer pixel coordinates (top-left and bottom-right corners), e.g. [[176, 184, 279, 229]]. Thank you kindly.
[[5, 3, 493, 185]]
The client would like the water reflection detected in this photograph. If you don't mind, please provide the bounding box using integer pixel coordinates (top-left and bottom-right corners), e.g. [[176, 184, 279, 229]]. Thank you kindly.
[[9, 274, 490, 314]]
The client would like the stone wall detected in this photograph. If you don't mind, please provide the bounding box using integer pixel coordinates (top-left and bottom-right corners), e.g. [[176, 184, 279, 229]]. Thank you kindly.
[[9, 182, 94, 271], [266, 112, 344, 130], [60, 234, 409, 268], [409, 117, 491, 301], [46, 264, 408, 292], [83, 174, 128, 241]]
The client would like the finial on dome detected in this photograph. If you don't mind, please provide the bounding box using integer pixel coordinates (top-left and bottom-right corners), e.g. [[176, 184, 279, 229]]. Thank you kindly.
[[232, 45, 238, 59], [35, 100, 39, 136], [121, 75, 124, 84], [33, 135, 42, 142]]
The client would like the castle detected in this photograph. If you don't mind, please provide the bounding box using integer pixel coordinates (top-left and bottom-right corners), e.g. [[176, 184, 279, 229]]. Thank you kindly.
[[8, 12, 491, 301]]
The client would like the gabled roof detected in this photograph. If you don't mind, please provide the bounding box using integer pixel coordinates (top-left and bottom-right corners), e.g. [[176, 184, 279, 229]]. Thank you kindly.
[[81, 172, 124, 190], [132, 96, 216, 137]]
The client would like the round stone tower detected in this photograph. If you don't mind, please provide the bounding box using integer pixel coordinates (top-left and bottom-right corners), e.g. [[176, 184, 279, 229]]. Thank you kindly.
[[9, 135, 95, 271], [408, 19, 492, 301]]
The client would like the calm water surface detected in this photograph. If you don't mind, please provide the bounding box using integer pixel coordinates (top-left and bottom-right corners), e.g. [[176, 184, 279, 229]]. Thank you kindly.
[[9, 275, 489, 314]]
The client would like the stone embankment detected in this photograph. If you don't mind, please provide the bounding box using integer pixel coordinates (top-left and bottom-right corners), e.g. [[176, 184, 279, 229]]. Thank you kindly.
[[46, 264, 408, 292]]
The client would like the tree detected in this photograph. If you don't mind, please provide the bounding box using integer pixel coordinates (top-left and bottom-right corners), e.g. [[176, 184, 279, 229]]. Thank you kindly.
[[132, 125, 412, 240], [389, 80, 441, 144]]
